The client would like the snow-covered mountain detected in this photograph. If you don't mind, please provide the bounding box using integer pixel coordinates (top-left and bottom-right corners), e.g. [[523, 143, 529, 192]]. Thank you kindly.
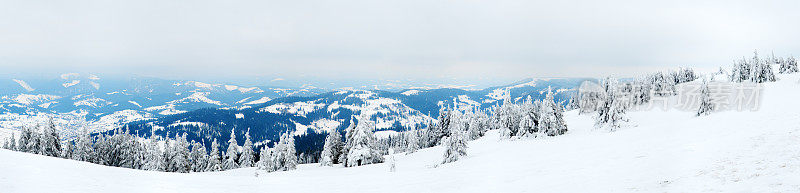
[[0, 74, 589, 155], [0, 74, 329, 138], [3, 73, 800, 192], [119, 77, 589, 154]]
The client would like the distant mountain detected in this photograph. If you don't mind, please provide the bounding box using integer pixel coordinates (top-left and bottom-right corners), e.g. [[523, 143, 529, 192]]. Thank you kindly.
[[0, 74, 593, 156], [119, 77, 593, 155], [0, 73, 328, 137]]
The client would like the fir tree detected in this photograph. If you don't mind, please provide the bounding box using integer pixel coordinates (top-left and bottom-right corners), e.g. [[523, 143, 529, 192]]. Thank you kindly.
[[223, 128, 239, 170], [206, 138, 223, 172], [441, 124, 468, 164], [405, 129, 420, 154], [239, 129, 255, 168], [343, 113, 383, 167], [257, 147, 275, 172], [42, 118, 62, 157], [75, 128, 95, 162], [190, 141, 208, 172], [275, 132, 297, 171], [319, 130, 343, 166], [142, 136, 164, 171], [696, 81, 715, 116]]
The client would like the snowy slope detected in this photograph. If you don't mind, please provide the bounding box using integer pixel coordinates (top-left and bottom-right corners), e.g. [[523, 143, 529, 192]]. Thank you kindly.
[[3, 75, 800, 192]]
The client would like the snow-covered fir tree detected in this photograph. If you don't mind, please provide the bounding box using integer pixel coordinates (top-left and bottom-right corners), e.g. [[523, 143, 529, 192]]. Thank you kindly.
[[74, 128, 95, 162], [3, 133, 16, 151], [239, 129, 255, 168], [441, 123, 468, 164], [405, 129, 420, 154], [61, 141, 75, 159], [594, 77, 629, 131], [696, 81, 715, 116], [779, 56, 798, 74], [275, 132, 297, 171], [338, 119, 357, 164], [257, 147, 275, 172], [167, 133, 191, 173], [319, 130, 343, 166], [142, 136, 164, 171], [190, 141, 208, 172], [343, 113, 383, 167], [388, 148, 396, 172], [731, 51, 776, 83], [206, 138, 222, 172], [223, 128, 239, 170], [41, 119, 62, 157]]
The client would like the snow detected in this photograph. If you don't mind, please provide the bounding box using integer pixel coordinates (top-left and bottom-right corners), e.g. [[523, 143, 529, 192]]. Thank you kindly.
[[12, 79, 35, 92], [174, 92, 223, 106], [3, 75, 800, 192], [192, 81, 215, 89], [243, 97, 271, 105], [13, 94, 60, 105], [400, 90, 420, 96], [235, 113, 244, 119], [144, 104, 186, 115], [38, 101, 57, 109], [74, 97, 111, 108], [260, 101, 323, 116], [62, 80, 80, 88], [168, 121, 208, 128], [128, 101, 142, 108]]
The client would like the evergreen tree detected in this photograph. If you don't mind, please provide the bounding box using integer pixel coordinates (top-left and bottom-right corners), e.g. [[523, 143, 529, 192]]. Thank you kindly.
[[319, 130, 343, 166], [239, 129, 255, 168], [17, 126, 32, 153], [41, 118, 62, 157], [388, 148, 396, 172], [223, 128, 239, 170], [696, 81, 715, 116], [338, 119, 356, 164], [257, 147, 275, 172], [142, 136, 164, 171], [275, 132, 297, 171], [169, 133, 191, 173], [5, 133, 16, 151], [206, 138, 223, 172], [60, 141, 75, 159], [74, 128, 95, 162], [190, 141, 208, 172], [343, 113, 383, 167], [595, 78, 628, 131], [780, 57, 799, 74], [441, 124, 468, 164], [405, 129, 420, 154]]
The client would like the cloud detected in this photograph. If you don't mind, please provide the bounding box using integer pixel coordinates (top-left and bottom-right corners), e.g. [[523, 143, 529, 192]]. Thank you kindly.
[[271, 78, 285, 82], [0, 0, 799, 82]]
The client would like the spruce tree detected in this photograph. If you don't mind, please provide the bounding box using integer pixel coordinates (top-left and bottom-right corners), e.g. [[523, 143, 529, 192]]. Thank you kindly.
[[343, 113, 383, 167], [206, 138, 223, 172], [143, 136, 164, 171], [319, 130, 343, 166], [441, 124, 468, 164], [405, 129, 420, 154], [42, 118, 62, 157], [696, 81, 715, 116], [223, 128, 239, 170], [75, 128, 95, 162], [239, 129, 255, 168], [190, 141, 208, 172]]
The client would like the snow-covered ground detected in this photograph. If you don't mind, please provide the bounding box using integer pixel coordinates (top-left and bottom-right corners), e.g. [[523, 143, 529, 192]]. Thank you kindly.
[[3, 75, 800, 192]]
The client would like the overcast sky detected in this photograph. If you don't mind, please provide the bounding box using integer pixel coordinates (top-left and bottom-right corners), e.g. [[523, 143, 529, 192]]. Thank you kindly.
[[1, 0, 799, 85]]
